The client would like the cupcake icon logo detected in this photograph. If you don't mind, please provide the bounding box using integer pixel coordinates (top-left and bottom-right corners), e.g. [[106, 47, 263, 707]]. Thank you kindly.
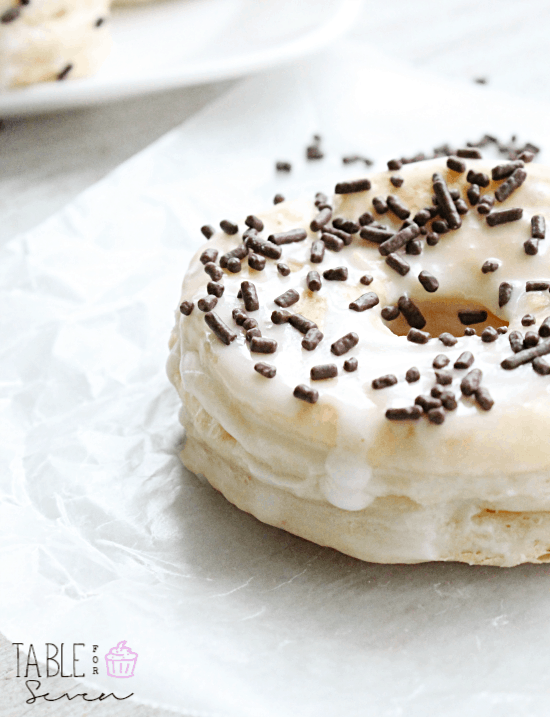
[[104, 641, 138, 678]]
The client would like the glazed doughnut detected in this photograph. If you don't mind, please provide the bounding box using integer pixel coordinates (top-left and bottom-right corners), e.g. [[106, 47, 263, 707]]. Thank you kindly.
[[0, 0, 112, 88], [168, 155, 550, 567]]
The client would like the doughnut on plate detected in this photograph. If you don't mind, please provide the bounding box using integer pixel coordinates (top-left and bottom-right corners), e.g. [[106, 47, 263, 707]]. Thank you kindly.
[[167, 157, 550, 567]]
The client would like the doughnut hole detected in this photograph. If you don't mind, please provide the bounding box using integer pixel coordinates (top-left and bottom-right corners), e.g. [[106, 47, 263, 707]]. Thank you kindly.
[[386, 296, 508, 337]]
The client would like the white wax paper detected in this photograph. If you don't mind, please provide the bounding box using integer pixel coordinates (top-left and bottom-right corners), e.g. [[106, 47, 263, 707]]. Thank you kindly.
[[3, 43, 550, 716]]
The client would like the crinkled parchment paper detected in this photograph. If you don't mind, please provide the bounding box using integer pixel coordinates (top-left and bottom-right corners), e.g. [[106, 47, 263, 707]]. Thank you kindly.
[[3, 43, 550, 717]]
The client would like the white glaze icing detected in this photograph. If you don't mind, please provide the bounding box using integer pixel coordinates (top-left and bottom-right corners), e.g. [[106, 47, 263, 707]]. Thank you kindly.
[[168, 158, 550, 514]]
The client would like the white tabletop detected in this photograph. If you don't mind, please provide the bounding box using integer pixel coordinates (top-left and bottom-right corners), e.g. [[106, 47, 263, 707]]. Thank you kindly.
[[2, 0, 550, 714]]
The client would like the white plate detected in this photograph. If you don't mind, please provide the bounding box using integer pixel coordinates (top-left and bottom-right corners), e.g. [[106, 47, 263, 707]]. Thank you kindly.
[[0, 0, 362, 117]]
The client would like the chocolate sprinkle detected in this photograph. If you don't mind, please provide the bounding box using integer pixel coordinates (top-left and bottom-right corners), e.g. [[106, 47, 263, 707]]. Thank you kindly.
[[524, 331, 540, 348], [320, 233, 344, 252], [501, 340, 550, 369], [220, 244, 247, 268], [226, 258, 241, 273], [390, 175, 404, 188], [426, 231, 440, 246], [522, 314, 536, 326], [1, 7, 20, 22], [526, 281, 549, 292], [407, 328, 430, 344], [359, 212, 374, 226], [439, 333, 458, 347], [302, 328, 324, 351], [533, 357, 550, 375], [349, 292, 379, 312], [245, 215, 264, 232], [531, 215, 546, 239], [435, 370, 453, 386], [524, 238, 539, 255], [458, 310, 488, 325], [481, 326, 498, 342], [447, 156, 466, 173], [333, 218, 360, 234], [406, 241, 422, 258], [245, 236, 282, 260], [335, 179, 372, 194], [467, 170, 490, 187], [273, 194, 285, 205], [385, 406, 422, 421], [360, 274, 373, 286], [418, 270, 439, 293], [464, 328, 476, 336], [293, 384, 319, 404], [331, 332, 359, 356], [457, 148, 482, 159], [248, 253, 266, 271], [379, 223, 419, 256], [220, 219, 238, 235], [200, 248, 218, 264], [268, 229, 307, 245], [204, 312, 237, 345], [498, 282, 513, 307], [274, 288, 299, 308], [432, 220, 449, 234], [381, 305, 400, 321], [433, 354, 450, 369], [311, 364, 338, 380], [440, 391, 458, 411], [487, 207, 523, 226], [482, 259, 500, 273], [246, 328, 262, 341], [289, 314, 317, 334], [179, 301, 194, 316], [405, 367, 420, 382], [57, 64, 73, 81], [276, 161, 292, 172], [461, 368, 482, 395], [201, 225, 215, 240], [360, 226, 394, 243], [539, 318, 550, 337], [277, 263, 290, 276], [372, 374, 398, 389], [509, 331, 524, 352], [467, 185, 481, 206], [204, 262, 223, 282], [344, 357, 358, 372], [494, 168, 527, 202], [398, 296, 426, 330], [372, 196, 388, 214], [475, 387, 494, 410], [385, 254, 410, 276], [254, 362, 276, 378], [387, 194, 411, 220], [310, 240, 326, 264], [241, 281, 260, 311], [250, 336, 277, 354], [271, 309, 291, 325], [242, 318, 258, 330], [197, 296, 217, 312], [432, 173, 461, 230], [207, 281, 224, 298], [491, 161, 524, 180], [310, 208, 333, 232], [307, 271, 322, 292], [454, 351, 474, 369], [323, 267, 348, 281]]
